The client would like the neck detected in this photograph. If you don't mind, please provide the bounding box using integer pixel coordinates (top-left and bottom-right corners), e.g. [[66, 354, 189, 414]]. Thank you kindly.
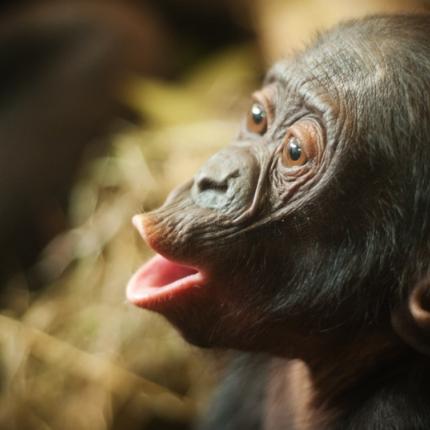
[[307, 330, 406, 406], [265, 330, 410, 430]]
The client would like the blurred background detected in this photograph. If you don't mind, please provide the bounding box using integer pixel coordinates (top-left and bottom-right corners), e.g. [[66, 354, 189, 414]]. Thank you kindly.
[[1, 1, 429, 429]]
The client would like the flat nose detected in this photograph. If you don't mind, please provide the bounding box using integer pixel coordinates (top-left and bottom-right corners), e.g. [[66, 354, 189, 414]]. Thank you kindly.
[[194, 166, 239, 194], [191, 148, 258, 213]]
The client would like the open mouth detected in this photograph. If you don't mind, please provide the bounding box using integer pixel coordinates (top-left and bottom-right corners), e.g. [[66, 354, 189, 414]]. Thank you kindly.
[[127, 214, 206, 309], [127, 253, 205, 309]]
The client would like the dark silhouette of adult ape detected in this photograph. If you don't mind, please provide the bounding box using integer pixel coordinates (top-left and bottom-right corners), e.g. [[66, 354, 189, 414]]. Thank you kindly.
[[128, 14, 430, 429]]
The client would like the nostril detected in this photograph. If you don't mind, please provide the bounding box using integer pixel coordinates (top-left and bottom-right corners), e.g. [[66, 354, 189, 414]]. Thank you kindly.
[[196, 169, 239, 193], [196, 176, 229, 193]]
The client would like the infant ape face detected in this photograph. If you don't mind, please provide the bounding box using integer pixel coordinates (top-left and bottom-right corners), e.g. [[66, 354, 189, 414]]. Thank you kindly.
[[128, 15, 430, 354]]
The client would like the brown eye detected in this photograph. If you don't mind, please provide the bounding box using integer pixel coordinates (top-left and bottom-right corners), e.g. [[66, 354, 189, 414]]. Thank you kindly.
[[247, 102, 268, 135], [283, 137, 308, 167], [282, 119, 321, 168]]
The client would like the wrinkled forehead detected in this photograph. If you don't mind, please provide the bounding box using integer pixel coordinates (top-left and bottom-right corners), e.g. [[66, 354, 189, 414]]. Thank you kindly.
[[262, 30, 395, 136], [265, 36, 388, 109]]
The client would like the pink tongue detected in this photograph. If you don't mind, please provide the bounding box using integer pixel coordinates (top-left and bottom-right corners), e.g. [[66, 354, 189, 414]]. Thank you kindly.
[[135, 254, 197, 287], [127, 254, 204, 308]]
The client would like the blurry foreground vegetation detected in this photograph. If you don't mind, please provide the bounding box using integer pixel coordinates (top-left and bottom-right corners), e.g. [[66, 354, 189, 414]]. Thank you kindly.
[[0, 47, 259, 429]]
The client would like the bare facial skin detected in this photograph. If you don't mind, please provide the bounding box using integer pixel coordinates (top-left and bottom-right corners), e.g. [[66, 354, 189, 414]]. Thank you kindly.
[[128, 14, 430, 430]]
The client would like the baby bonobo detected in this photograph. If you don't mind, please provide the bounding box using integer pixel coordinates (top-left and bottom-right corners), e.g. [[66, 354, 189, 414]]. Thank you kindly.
[[127, 14, 430, 430]]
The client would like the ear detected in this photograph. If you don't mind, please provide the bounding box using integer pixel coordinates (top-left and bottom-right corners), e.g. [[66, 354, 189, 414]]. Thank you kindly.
[[391, 278, 430, 356]]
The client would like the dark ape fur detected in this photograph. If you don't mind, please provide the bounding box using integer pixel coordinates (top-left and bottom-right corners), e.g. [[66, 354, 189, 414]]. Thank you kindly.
[[134, 14, 430, 429]]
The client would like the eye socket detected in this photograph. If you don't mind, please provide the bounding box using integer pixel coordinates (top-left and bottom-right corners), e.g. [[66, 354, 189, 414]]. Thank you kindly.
[[281, 119, 321, 168], [247, 102, 268, 135]]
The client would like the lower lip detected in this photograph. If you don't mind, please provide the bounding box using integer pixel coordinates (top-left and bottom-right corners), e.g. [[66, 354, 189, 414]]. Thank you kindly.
[[126, 254, 206, 309]]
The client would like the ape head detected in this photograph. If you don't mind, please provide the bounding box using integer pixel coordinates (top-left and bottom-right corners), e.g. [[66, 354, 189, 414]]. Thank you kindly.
[[127, 15, 430, 358]]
